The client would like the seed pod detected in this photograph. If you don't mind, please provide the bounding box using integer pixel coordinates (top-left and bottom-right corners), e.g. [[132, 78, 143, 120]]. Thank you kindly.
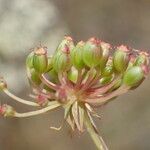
[[33, 47, 48, 73], [83, 37, 102, 68], [101, 57, 114, 77], [113, 45, 130, 73], [71, 41, 85, 69], [100, 75, 113, 85], [99, 42, 111, 71], [46, 56, 53, 72], [53, 45, 72, 72], [127, 55, 136, 70], [123, 66, 144, 87], [26, 52, 34, 68], [30, 68, 42, 85], [53, 36, 74, 72], [56, 36, 74, 53], [134, 51, 149, 66], [68, 67, 78, 83]]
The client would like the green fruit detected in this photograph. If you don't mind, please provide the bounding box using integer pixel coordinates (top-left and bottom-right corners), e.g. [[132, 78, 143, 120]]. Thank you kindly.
[[113, 45, 130, 73], [101, 65, 113, 77], [123, 66, 144, 87], [33, 47, 48, 73], [30, 68, 41, 85], [46, 56, 53, 72], [71, 41, 85, 69], [134, 52, 149, 66], [56, 36, 74, 53], [101, 57, 114, 76], [53, 51, 72, 72], [26, 52, 34, 68], [53, 37, 74, 72], [68, 68, 78, 83], [83, 37, 101, 68], [100, 76, 113, 85], [99, 42, 110, 70]]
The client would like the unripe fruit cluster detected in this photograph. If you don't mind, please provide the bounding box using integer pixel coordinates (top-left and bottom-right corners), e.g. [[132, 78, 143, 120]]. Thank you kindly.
[[0, 36, 149, 150], [26, 36, 149, 89]]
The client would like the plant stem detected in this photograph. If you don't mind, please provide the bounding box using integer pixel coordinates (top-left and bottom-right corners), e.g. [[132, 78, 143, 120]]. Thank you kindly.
[[75, 69, 82, 88], [79, 68, 95, 93], [40, 74, 58, 90], [3, 88, 39, 107], [89, 76, 119, 97], [86, 85, 129, 105], [84, 111, 108, 150], [14, 101, 61, 118]]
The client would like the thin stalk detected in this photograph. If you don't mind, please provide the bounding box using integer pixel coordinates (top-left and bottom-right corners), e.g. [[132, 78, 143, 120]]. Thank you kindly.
[[40, 74, 59, 90], [26, 67, 41, 89], [86, 85, 129, 105], [84, 111, 108, 150], [84, 71, 101, 91], [63, 72, 74, 88], [76, 69, 88, 89], [3, 88, 39, 107], [89, 76, 119, 97], [79, 68, 95, 93], [14, 101, 61, 118], [26, 67, 51, 97], [75, 69, 82, 89], [58, 72, 65, 85]]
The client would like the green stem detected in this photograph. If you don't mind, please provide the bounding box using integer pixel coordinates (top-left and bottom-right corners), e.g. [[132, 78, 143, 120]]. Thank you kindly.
[[14, 101, 61, 118], [3, 88, 39, 107], [84, 111, 108, 150]]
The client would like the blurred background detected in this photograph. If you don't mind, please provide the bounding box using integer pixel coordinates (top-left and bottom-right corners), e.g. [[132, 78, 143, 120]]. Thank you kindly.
[[0, 0, 150, 150]]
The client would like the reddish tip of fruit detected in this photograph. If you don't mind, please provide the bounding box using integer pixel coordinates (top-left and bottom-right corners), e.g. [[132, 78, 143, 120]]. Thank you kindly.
[[34, 47, 47, 55], [64, 36, 73, 42], [88, 37, 100, 45], [78, 41, 85, 46], [117, 45, 131, 52], [141, 65, 149, 75], [101, 41, 112, 49], [139, 51, 149, 57], [129, 54, 136, 63]]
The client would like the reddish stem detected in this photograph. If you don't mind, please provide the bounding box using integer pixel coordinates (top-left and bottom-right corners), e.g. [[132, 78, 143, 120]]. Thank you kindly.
[[75, 69, 86, 89], [40, 74, 59, 90], [85, 85, 129, 105], [88, 76, 119, 97]]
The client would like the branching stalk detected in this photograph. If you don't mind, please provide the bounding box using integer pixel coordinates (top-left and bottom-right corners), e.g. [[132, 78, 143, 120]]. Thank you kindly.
[[86, 85, 130, 105], [3, 88, 39, 107], [14, 101, 61, 118]]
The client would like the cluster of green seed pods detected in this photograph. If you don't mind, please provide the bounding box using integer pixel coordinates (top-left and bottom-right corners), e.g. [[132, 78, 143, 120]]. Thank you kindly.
[[0, 36, 149, 150], [26, 36, 149, 91]]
